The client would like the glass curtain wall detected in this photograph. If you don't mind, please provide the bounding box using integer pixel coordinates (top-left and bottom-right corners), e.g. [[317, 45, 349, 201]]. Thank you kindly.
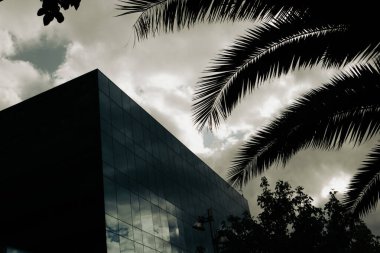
[[98, 72, 249, 253]]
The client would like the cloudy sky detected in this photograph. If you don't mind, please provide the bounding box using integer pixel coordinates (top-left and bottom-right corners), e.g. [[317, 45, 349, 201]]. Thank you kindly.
[[1, 0, 379, 234]]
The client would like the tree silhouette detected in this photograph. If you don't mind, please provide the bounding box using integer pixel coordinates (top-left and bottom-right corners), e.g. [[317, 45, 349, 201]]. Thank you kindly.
[[218, 178, 380, 253], [38, 0, 81, 25], [118, 0, 380, 216]]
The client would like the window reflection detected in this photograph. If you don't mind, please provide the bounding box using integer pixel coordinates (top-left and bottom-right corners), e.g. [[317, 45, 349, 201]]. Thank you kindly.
[[106, 214, 119, 234], [104, 177, 117, 218], [106, 231, 120, 253], [117, 186, 133, 225], [168, 214, 179, 244], [131, 193, 142, 229], [139, 197, 154, 234], [151, 205, 161, 237], [155, 237, 164, 252], [134, 242, 144, 253], [142, 231, 155, 250], [101, 81, 250, 253], [143, 246, 155, 253], [119, 221, 133, 240], [120, 237, 135, 253], [159, 208, 170, 242], [133, 227, 143, 244]]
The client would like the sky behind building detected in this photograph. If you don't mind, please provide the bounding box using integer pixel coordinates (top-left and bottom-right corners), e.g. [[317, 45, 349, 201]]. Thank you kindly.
[[1, 0, 379, 235]]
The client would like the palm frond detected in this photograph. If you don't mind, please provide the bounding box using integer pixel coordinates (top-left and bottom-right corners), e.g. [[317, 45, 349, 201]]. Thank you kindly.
[[227, 67, 380, 187], [192, 20, 353, 131], [344, 144, 380, 216], [116, 0, 303, 40]]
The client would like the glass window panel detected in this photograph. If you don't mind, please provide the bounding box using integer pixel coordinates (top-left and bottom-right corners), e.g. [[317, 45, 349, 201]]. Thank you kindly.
[[101, 119, 112, 135], [139, 197, 154, 234], [133, 121, 144, 143], [151, 205, 161, 237], [144, 246, 155, 253], [159, 209, 170, 242], [125, 132, 134, 148], [143, 231, 156, 249], [124, 112, 133, 139], [150, 192, 159, 206], [135, 144, 146, 161], [101, 133, 114, 166], [168, 214, 179, 244], [131, 193, 142, 229], [105, 214, 119, 234], [122, 94, 132, 112], [113, 128, 125, 145], [106, 231, 120, 253], [99, 91, 111, 121], [103, 162, 115, 180], [125, 147, 136, 178], [117, 186, 133, 225], [158, 196, 167, 211], [134, 228, 143, 244], [114, 141, 127, 172], [135, 243, 144, 253], [110, 82, 122, 106], [104, 177, 117, 217], [140, 186, 151, 202], [166, 201, 175, 215], [135, 155, 146, 183], [99, 72, 109, 93], [177, 219, 185, 248], [162, 241, 171, 253], [171, 245, 180, 253], [120, 237, 135, 253], [155, 237, 164, 252], [144, 132, 153, 154], [111, 102, 124, 131], [119, 221, 133, 240]]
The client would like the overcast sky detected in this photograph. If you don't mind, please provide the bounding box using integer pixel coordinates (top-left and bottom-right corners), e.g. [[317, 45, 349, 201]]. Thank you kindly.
[[1, 0, 379, 234]]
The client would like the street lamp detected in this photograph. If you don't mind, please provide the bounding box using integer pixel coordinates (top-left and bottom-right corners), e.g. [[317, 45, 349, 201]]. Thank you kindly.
[[193, 208, 218, 253]]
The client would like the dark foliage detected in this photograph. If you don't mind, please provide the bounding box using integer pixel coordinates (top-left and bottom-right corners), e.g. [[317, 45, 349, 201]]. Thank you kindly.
[[218, 178, 380, 253], [36, 0, 81, 25], [0, 0, 81, 25]]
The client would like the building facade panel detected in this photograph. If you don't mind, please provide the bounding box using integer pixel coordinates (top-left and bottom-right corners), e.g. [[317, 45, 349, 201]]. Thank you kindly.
[[0, 71, 105, 253]]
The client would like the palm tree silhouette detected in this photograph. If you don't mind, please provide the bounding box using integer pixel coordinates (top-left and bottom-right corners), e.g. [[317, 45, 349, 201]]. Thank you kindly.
[[117, 0, 380, 216]]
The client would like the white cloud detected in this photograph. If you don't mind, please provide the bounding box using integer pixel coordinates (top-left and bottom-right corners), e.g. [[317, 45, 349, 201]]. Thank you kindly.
[[0, 57, 51, 109], [320, 171, 351, 198], [0, 30, 15, 56]]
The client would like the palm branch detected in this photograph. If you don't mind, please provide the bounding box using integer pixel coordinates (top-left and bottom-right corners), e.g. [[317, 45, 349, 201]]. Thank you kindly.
[[344, 144, 380, 216], [116, 0, 308, 40], [227, 66, 380, 189], [192, 19, 380, 130]]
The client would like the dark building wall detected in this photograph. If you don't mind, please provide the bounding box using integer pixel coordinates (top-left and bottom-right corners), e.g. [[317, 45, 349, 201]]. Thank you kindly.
[[0, 71, 105, 253], [98, 72, 249, 253]]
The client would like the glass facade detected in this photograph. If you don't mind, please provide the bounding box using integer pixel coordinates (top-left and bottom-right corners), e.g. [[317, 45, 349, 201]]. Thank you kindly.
[[0, 69, 248, 253], [98, 72, 249, 253]]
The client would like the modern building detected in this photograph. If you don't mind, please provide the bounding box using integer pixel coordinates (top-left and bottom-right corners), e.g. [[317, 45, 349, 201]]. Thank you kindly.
[[0, 70, 249, 253]]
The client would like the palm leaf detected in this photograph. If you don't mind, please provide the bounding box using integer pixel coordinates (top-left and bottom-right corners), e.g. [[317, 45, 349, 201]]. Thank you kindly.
[[116, 0, 305, 40], [192, 18, 380, 131], [344, 144, 380, 216], [227, 66, 380, 187]]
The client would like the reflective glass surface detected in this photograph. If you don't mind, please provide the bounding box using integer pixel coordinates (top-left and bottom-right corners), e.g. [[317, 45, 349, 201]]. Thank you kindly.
[[99, 72, 249, 252]]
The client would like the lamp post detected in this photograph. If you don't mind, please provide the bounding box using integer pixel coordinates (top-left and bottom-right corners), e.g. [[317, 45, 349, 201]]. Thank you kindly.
[[192, 208, 218, 253]]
